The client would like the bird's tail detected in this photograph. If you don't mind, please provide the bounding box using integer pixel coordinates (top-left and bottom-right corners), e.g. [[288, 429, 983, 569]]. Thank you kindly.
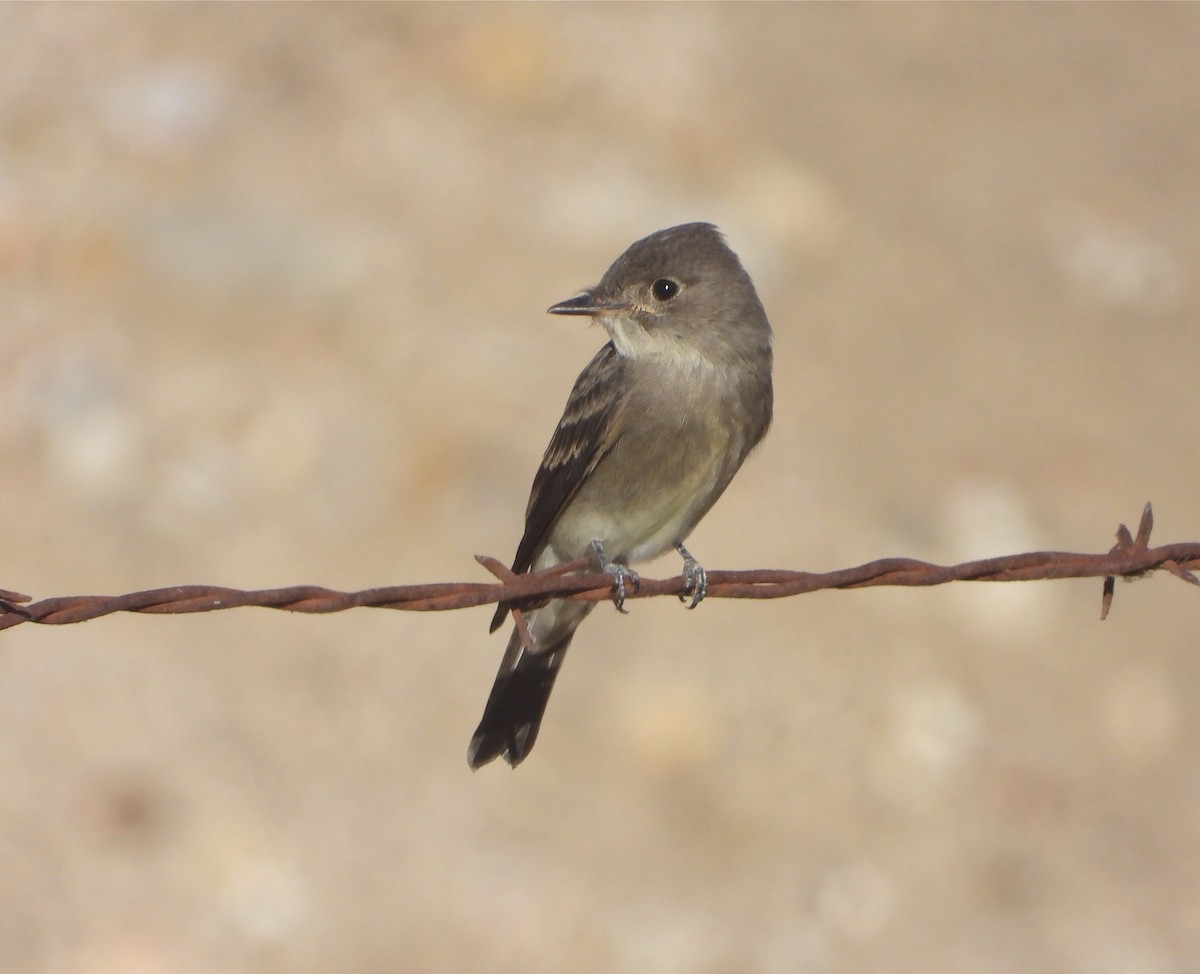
[[467, 626, 574, 769]]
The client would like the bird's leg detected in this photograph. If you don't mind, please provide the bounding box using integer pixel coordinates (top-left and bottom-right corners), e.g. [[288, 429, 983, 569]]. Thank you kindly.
[[589, 539, 639, 613], [675, 542, 708, 609]]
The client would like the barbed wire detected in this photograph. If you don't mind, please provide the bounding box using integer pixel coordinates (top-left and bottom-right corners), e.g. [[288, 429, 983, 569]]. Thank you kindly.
[[1, 503, 1197, 632]]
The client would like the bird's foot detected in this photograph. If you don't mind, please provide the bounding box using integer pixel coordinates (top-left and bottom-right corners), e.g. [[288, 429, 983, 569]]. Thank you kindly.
[[675, 542, 707, 609], [590, 539, 640, 613]]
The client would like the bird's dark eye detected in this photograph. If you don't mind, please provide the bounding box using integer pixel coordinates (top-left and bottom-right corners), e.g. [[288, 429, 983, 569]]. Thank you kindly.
[[651, 278, 680, 301]]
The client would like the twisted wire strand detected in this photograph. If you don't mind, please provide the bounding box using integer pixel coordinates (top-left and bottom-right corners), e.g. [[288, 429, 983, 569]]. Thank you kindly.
[[2, 504, 1196, 632]]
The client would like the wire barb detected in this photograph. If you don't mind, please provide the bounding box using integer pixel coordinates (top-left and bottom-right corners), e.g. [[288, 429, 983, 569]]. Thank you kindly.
[[2, 504, 1197, 632]]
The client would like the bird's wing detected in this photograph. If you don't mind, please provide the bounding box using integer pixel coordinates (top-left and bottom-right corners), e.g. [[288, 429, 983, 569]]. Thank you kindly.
[[489, 341, 626, 632]]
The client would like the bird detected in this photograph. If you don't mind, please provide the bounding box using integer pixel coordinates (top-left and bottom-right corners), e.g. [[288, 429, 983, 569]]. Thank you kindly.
[[468, 222, 773, 768]]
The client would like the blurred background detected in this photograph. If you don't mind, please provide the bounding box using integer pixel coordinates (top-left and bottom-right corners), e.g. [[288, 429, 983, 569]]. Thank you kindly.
[[2, 5, 1199, 972]]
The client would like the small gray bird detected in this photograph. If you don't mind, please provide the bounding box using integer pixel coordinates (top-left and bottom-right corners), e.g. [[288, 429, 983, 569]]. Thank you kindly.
[[468, 223, 773, 768]]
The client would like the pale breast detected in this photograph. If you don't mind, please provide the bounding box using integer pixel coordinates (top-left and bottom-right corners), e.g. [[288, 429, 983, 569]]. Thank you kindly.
[[547, 359, 751, 564]]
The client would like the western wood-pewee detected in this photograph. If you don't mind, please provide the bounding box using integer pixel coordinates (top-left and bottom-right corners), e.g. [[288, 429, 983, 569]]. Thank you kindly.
[[469, 222, 773, 768]]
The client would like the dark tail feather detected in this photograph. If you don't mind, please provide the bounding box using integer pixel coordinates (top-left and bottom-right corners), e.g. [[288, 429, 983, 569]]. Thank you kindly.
[[468, 628, 572, 769]]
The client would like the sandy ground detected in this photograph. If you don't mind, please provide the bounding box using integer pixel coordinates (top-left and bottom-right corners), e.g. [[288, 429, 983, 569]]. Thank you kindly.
[[1, 5, 1199, 973]]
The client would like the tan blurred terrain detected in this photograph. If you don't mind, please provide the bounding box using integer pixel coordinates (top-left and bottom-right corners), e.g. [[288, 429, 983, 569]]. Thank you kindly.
[[2, 5, 1199, 973]]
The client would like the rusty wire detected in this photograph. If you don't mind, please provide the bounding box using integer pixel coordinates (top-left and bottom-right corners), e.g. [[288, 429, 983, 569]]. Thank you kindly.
[[1, 503, 1197, 632]]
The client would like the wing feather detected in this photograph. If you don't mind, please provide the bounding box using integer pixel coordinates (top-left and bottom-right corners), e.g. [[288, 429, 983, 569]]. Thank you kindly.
[[489, 342, 626, 631]]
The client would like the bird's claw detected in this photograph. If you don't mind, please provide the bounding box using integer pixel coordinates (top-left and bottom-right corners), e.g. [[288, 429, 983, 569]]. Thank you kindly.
[[676, 542, 707, 609], [607, 564, 640, 613], [590, 540, 640, 613]]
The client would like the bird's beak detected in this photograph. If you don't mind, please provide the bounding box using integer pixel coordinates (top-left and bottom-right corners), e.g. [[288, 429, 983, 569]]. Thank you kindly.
[[547, 292, 627, 316]]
